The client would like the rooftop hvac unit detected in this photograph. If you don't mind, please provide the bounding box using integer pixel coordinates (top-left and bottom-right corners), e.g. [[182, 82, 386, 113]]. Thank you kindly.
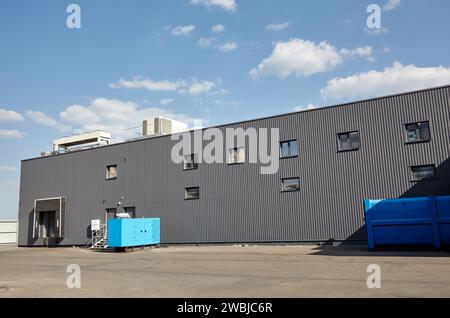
[[142, 116, 188, 137], [53, 131, 111, 152]]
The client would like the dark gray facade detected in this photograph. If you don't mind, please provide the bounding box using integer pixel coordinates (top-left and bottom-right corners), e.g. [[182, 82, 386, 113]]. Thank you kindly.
[[18, 86, 450, 246]]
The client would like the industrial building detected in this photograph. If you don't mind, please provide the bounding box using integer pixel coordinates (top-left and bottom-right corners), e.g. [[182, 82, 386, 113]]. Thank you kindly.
[[17, 86, 450, 247]]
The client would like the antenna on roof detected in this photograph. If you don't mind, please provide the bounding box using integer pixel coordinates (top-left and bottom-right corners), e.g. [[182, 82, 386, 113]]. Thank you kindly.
[[206, 90, 210, 127]]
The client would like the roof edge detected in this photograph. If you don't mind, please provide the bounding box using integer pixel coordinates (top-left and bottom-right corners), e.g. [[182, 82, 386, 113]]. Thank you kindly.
[[21, 84, 450, 162]]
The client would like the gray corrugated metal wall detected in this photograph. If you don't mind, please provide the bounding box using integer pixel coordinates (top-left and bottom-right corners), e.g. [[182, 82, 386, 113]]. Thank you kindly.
[[18, 86, 450, 246]]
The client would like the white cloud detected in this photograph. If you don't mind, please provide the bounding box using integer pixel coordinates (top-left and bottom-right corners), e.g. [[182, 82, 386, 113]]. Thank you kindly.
[[169, 25, 195, 36], [110, 78, 185, 91], [320, 61, 450, 100], [212, 24, 225, 33], [58, 98, 202, 141], [0, 165, 17, 172], [111, 77, 218, 96], [339, 46, 372, 58], [0, 108, 24, 122], [216, 41, 237, 53], [340, 46, 374, 62], [0, 129, 24, 139], [160, 98, 175, 106], [384, 0, 401, 11], [25, 110, 71, 132], [26, 110, 58, 126], [250, 39, 343, 78], [250, 39, 374, 78], [197, 37, 216, 48], [294, 104, 317, 112], [190, 0, 237, 13], [266, 22, 290, 32], [187, 81, 216, 96], [59, 105, 99, 126], [384, 47, 391, 53]]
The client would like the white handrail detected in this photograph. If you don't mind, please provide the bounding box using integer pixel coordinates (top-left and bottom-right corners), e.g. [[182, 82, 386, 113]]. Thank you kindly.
[[91, 224, 108, 248]]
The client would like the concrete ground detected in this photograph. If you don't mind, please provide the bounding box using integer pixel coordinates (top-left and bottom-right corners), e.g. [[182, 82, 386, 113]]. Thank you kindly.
[[0, 244, 449, 298]]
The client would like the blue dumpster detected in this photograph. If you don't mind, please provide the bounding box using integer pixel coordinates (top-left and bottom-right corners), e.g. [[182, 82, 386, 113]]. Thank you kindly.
[[437, 196, 450, 245], [364, 196, 450, 249], [108, 218, 160, 247]]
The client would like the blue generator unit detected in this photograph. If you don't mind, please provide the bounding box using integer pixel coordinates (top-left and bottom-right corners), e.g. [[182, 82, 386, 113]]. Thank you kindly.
[[364, 196, 450, 249], [107, 218, 160, 248]]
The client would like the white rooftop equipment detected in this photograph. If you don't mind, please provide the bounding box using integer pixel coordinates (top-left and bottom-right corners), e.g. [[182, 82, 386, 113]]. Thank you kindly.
[[115, 212, 131, 219], [53, 131, 111, 152], [142, 116, 188, 137]]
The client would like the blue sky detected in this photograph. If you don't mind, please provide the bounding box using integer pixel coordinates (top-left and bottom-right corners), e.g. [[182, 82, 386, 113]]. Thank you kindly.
[[1, 0, 450, 218]]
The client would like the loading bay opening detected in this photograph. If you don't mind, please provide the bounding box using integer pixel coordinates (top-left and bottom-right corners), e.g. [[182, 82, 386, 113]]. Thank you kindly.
[[33, 197, 65, 246]]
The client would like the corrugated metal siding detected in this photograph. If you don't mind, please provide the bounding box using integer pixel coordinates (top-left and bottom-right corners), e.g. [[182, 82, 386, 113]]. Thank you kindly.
[[18, 86, 450, 246]]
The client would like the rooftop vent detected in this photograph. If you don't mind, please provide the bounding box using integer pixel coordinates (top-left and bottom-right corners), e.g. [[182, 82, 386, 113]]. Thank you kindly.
[[142, 116, 187, 137]]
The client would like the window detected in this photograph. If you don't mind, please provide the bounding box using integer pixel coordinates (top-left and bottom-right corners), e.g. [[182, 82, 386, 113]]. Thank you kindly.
[[228, 147, 245, 164], [183, 154, 198, 170], [281, 178, 300, 192], [185, 187, 200, 200], [411, 165, 436, 181], [106, 208, 117, 221], [405, 121, 430, 143], [123, 207, 136, 219], [106, 165, 117, 180], [337, 131, 360, 152], [280, 140, 298, 158]]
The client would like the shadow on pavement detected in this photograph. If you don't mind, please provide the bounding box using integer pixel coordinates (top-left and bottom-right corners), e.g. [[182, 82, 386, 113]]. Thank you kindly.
[[309, 244, 450, 258]]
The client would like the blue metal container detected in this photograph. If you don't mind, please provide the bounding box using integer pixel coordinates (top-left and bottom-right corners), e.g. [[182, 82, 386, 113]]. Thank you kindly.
[[364, 196, 450, 249], [107, 218, 160, 247], [437, 196, 450, 245]]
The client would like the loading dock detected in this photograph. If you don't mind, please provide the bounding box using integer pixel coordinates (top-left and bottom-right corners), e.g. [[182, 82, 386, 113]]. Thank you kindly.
[[32, 197, 65, 246]]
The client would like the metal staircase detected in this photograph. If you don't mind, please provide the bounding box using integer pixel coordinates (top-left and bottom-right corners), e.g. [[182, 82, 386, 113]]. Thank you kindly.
[[91, 224, 108, 249]]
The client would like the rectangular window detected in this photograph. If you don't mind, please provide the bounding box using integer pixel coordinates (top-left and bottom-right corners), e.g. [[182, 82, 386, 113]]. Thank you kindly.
[[281, 178, 300, 192], [106, 208, 117, 221], [123, 207, 136, 219], [183, 154, 198, 170], [411, 165, 436, 181], [106, 165, 117, 180], [337, 131, 360, 152], [405, 121, 430, 143], [280, 140, 298, 158], [228, 147, 245, 164], [185, 187, 200, 200]]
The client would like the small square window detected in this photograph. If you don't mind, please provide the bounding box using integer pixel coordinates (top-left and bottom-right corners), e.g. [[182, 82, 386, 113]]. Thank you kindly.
[[228, 147, 245, 164], [405, 122, 430, 143], [411, 165, 436, 181], [280, 140, 298, 158], [337, 131, 360, 152], [183, 154, 198, 170], [106, 165, 117, 180], [281, 178, 300, 192], [123, 207, 136, 219], [185, 187, 200, 200]]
